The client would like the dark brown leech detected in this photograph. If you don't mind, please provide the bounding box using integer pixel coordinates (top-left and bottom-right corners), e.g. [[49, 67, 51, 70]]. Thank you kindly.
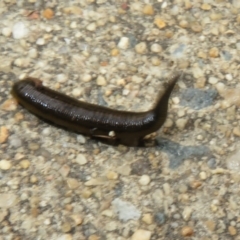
[[11, 74, 179, 146]]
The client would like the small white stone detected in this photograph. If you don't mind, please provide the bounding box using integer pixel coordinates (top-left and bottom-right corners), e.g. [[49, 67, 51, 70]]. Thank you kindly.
[[150, 43, 162, 53], [182, 207, 192, 221], [14, 58, 30, 68], [225, 74, 233, 81], [131, 229, 151, 240], [86, 22, 96, 31], [199, 171, 207, 180], [96, 75, 107, 86], [81, 73, 92, 82], [56, 74, 68, 83], [75, 154, 87, 165], [45, 26, 53, 33], [172, 97, 180, 104], [139, 175, 151, 185], [70, 21, 77, 29], [77, 135, 86, 144], [132, 75, 144, 83], [0, 160, 12, 170], [36, 38, 46, 45], [42, 127, 52, 136], [135, 42, 147, 54], [28, 48, 38, 58], [176, 118, 188, 130], [118, 37, 129, 50], [44, 218, 51, 225], [208, 76, 218, 84], [2, 27, 12, 37], [12, 22, 29, 39], [72, 88, 82, 97]]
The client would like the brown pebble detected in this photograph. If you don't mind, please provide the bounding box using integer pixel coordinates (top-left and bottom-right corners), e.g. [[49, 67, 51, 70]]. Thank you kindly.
[[1, 98, 17, 111], [205, 220, 216, 231], [31, 207, 39, 217], [209, 47, 219, 58], [228, 226, 237, 236], [111, 48, 119, 56], [184, 0, 192, 9], [233, 126, 240, 137], [88, 235, 100, 240], [65, 204, 73, 212], [181, 226, 194, 237], [14, 112, 24, 121], [201, 3, 211, 10], [0, 126, 9, 144], [142, 5, 154, 15], [154, 17, 166, 29], [190, 180, 202, 189], [179, 20, 189, 28], [19, 160, 31, 169], [42, 8, 54, 19]]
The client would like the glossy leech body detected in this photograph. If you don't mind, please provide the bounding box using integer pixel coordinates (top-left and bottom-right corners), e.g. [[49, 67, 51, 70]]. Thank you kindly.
[[11, 74, 179, 146]]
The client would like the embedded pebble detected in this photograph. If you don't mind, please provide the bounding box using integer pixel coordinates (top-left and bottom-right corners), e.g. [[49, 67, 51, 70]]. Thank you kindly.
[[228, 226, 237, 236], [107, 171, 118, 180], [0, 193, 17, 208], [28, 48, 38, 58], [139, 175, 151, 186], [81, 73, 92, 82], [96, 75, 107, 86], [226, 149, 240, 171], [42, 8, 54, 19], [67, 178, 80, 189], [182, 207, 192, 221], [181, 226, 194, 237], [72, 88, 82, 97], [56, 74, 68, 83], [0, 126, 9, 143], [36, 38, 46, 45], [19, 160, 30, 169], [86, 23, 96, 31], [142, 214, 153, 225], [71, 215, 83, 226], [154, 17, 166, 28], [150, 43, 162, 53], [131, 229, 151, 240], [135, 42, 147, 54], [12, 22, 29, 39], [208, 76, 218, 84], [209, 47, 219, 58], [118, 37, 129, 50], [2, 27, 12, 37], [142, 5, 154, 15], [176, 118, 188, 130], [112, 198, 141, 222], [75, 154, 87, 165], [0, 160, 12, 170]]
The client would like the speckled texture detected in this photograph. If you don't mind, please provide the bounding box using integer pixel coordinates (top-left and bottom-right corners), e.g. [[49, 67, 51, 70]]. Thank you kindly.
[[1, 1, 240, 239]]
